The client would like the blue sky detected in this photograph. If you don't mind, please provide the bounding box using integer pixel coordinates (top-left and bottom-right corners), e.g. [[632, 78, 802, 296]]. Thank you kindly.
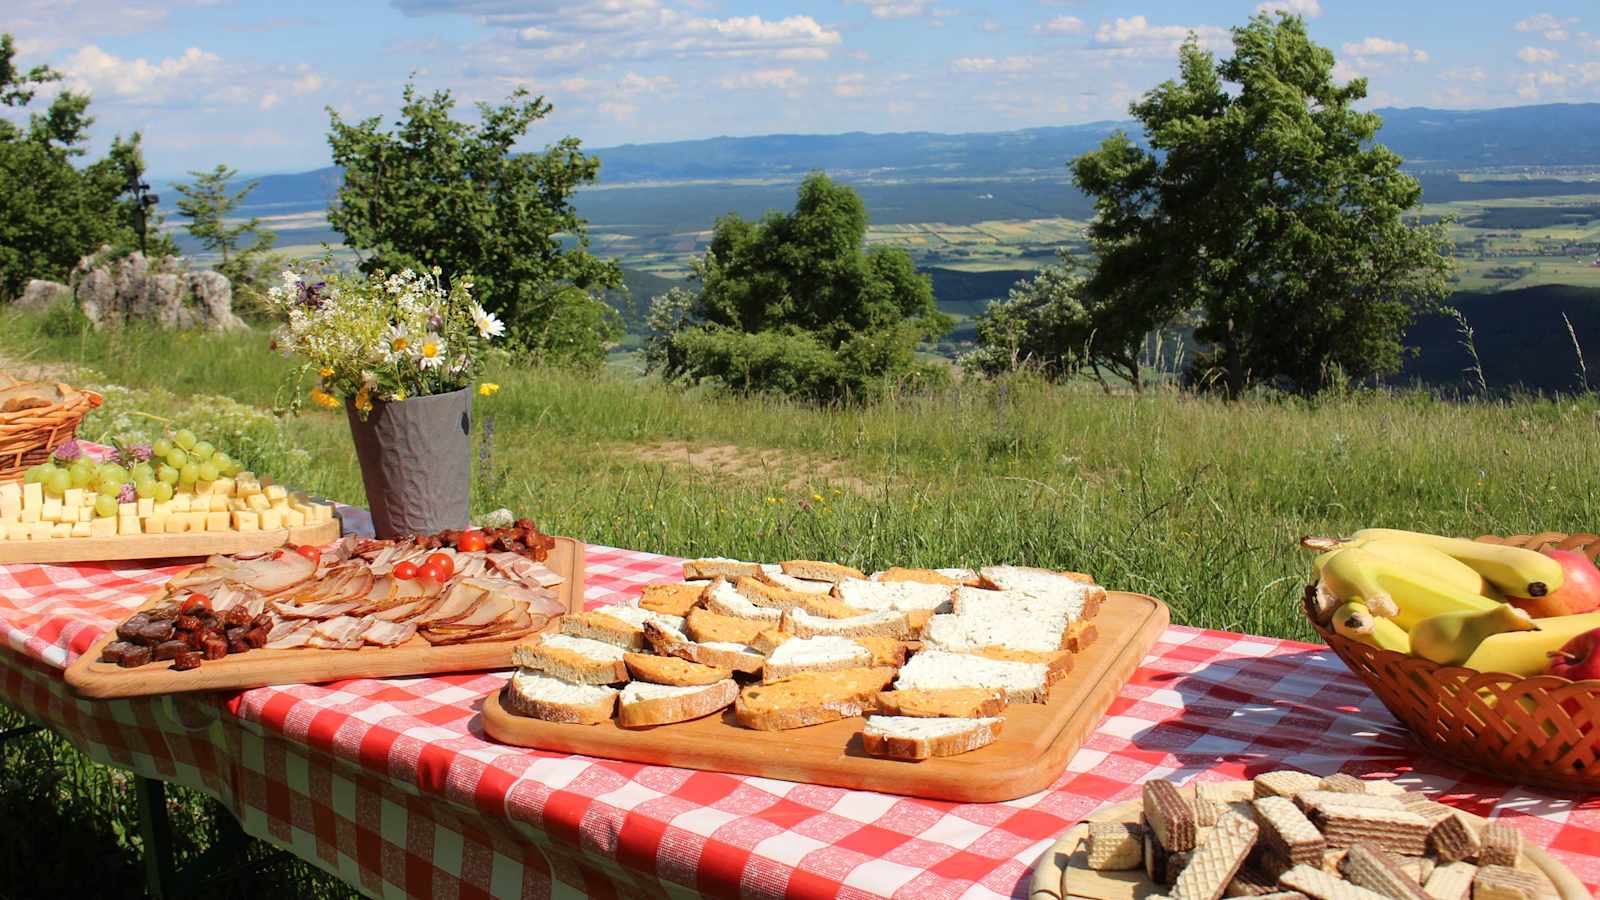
[[10, 1, 1599, 177]]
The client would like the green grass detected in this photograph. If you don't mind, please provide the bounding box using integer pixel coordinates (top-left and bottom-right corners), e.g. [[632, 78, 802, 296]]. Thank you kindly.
[[7, 307, 1600, 894]]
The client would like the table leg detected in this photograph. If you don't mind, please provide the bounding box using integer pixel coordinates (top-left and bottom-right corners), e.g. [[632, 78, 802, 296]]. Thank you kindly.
[[136, 775, 177, 900]]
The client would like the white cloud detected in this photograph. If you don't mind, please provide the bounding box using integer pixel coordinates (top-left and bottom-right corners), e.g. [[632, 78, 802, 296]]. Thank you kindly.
[[1091, 16, 1229, 57], [1341, 36, 1415, 57], [845, 0, 932, 19], [951, 56, 1036, 73], [1517, 46, 1560, 64], [1035, 15, 1086, 34], [597, 99, 638, 120], [259, 91, 280, 111], [291, 71, 323, 95], [718, 67, 807, 90], [833, 73, 867, 97], [776, 47, 830, 60], [1440, 66, 1487, 83], [979, 20, 1002, 32], [60, 44, 223, 102], [1253, 0, 1321, 19], [1516, 13, 1577, 41], [619, 71, 673, 93]]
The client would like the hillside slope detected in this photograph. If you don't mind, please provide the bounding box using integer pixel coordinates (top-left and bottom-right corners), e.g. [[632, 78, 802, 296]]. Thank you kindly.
[[1400, 284, 1600, 394]]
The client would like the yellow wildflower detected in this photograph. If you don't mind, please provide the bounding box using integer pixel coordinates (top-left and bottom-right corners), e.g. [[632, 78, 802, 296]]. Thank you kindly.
[[811, 493, 823, 502], [354, 386, 373, 414], [319, 366, 334, 378], [478, 382, 500, 397], [309, 388, 339, 409]]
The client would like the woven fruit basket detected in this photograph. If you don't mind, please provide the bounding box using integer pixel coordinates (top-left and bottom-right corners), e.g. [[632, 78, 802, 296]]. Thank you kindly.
[[1307, 532, 1600, 793], [0, 376, 102, 483]]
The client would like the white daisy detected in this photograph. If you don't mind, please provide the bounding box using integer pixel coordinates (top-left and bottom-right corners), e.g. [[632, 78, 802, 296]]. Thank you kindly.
[[382, 324, 413, 360], [471, 303, 506, 339], [417, 334, 447, 369]]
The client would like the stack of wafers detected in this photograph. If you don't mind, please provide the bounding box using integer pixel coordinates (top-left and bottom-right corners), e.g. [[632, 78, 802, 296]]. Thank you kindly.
[[1080, 771, 1555, 900]]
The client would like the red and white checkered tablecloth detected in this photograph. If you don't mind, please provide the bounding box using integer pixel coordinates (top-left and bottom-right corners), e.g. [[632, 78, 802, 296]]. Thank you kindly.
[[2, 543, 1598, 898]]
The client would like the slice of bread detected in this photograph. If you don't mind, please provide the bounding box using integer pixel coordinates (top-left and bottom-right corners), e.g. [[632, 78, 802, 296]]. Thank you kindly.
[[875, 688, 1007, 718], [757, 568, 836, 594], [638, 583, 708, 618], [624, 652, 730, 686], [921, 610, 1070, 655], [617, 679, 738, 728], [834, 578, 955, 616], [682, 557, 764, 580], [894, 649, 1054, 704], [735, 576, 864, 619], [779, 560, 865, 584], [643, 619, 766, 674], [952, 585, 1102, 624], [780, 607, 915, 640], [861, 715, 1004, 760], [872, 567, 961, 586], [686, 606, 769, 645], [560, 604, 687, 650], [855, 636, 909, 667], [511, 633, 629, 684], [763, 635, 873, 682], [979, 564, 1096, 590], [972, 645, 1074, 677], [734, 667, 897, 731], [750, 628, 791, 655], [502, 669, 618, 725], [702, 578, 785, 623]]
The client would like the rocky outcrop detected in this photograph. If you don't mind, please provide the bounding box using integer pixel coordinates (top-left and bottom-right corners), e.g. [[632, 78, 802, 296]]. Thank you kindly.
[[15, 279, 71, 311], [67, 247, 246, 332]]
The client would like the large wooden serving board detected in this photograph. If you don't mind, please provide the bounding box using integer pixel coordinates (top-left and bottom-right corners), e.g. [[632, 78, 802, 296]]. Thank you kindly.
[[1025, 781, 1588, 900], [482, 590, 1169, 804], [63, 537, 585, 699], [0, 518, 340, 565]]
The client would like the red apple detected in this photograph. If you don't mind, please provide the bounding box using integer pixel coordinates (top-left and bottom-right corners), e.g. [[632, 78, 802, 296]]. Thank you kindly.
[[1547, 627, 1600, 681], [1510, 549, 1600, 618]]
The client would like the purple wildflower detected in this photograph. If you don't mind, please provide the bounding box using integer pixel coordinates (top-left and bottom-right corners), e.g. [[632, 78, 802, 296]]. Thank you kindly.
[[52, 439, 84, 463], [428, 313, 444, 331], [123, 443, 152, 464], [297, 280, 327, 309], [117, 483, 136, 504]]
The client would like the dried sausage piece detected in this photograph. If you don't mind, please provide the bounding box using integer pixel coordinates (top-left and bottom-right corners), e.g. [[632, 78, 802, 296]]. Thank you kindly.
[[242, 625, 270, 649], [133, 620, 176, 644], [100, 641, 134, 664], [119, 644, 152, 668], [182, 629, 207, 650], [171, 650, 203, 671], [153, 640, 189, 661], [251, 614, 275, 631], [116, 614, 151, 643], [175, 615, 203, 632], [224, 605, 252, 627], [201, 634, 228, 660]]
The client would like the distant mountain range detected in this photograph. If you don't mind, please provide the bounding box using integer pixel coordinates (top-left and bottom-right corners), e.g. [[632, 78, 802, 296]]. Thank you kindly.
[[188, 102, 1600, 216]]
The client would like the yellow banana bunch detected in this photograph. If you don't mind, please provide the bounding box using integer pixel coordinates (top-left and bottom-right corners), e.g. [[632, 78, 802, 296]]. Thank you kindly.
[[1461, 610, 1600, 676], [1317, 546, 1499, 629], [1329, 600, 1411, 654], [1409, 605, 1537, 667], [1350, 528, 1564, 599]]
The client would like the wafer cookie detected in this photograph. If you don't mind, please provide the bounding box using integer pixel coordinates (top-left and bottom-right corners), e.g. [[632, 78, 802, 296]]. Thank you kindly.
[[1255, 771, 1323, 799], [1296, 791, 1409, 814], [1407, 800, 1458, 826], [1341, 843, 1429, 900], [1258, 850, 1295, 881], [1477, 823, 1521, 868], [1364, 780, 1409, 796], [1255, 796, 1326, 866], [1315, 806, 1432, 856], [1087, 821, 1143, 871], [1193, 797, 1223, 827], [1471, 865, 1545, 900], [1145, 780, 1199, 852], [1428, 812, 1482, 863], [1322, 850, 1349, 874], [1421, 861, 1476, 900], [1279, 864, 1389, 900], [1252, 894, 1311, 900], [1172, 812, 1259, 900], [1198, 781, 1253, 805], [1225, 867, 1279, 897], [1320, 773, 1367, 794], [1407, 857, 1436, 885], [1146, 821, 1176, 883]]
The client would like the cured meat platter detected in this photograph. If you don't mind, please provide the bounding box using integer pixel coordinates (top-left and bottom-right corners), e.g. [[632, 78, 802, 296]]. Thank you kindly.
[[65, 531, 585, 699]]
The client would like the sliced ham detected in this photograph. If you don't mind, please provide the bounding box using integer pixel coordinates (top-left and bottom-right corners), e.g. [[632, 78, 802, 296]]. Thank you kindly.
[[362, 620, 417, 647], [453, 555, 488, 579], [309, 615, 373, 650], [368, 598, 433, 622], [488, 552, 564, 589], [265, 619, 316, 649], [424, 591, 515, 630], [271, 598, 361, 619], [412, 582, 486, 626], [233, 551, 317, 596]]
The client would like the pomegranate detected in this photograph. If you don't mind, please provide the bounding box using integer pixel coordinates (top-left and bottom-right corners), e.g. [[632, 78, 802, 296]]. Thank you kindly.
[[1510, 549, 1600, 618]]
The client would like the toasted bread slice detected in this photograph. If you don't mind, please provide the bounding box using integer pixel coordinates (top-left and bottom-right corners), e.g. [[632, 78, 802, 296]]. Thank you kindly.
[[733, 667, 897, 731], [502, 670, 618, 725], [874, 688, 1007, 718], [875, 566, 980, 587], [750, 628, 791, 655], [861, 715, 1003, 760], [1063, 620, 1098, 653], [778, 560, 865, 584], [702, 577, 785, 622], [979, 564, 1096, 590], [686, 606, 769, 645], [855, 636, 909, 668], [780, 607, 915, 640], [511, 634, 628, 685], [643, 619, 765, 674], [617, 679, 738, 728], [952, 584, 1102, 623], [682, 558, 763, 580], [757, 568, 836, 594], [834, 578, 955, 616], [638, 583, 708, 618], [972, 646, 1074, 678], [623, 652, 730, 686], [894, 649, 1053, 704], [921, 610, 1071, 655], [735, 576, 864, 619], [763, 635, 873, 682], [560, 604, 686, 651]]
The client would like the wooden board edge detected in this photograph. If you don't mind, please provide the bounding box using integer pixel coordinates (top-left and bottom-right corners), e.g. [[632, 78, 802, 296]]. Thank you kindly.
[[0, 519, 341, 565]]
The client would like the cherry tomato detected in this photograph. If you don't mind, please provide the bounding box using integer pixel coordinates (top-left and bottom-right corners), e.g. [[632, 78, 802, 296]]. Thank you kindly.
[[424, 552, 454, 579], [393, 561, 419, 580], [455, 530, 487, 553], [419, 562, 448, 583], [294, 544, 322, 563], [182, 593, 212, 613]]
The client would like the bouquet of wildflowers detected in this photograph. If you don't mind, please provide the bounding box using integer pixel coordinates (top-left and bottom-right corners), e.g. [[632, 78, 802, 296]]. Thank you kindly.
[[266, 266, 503, 417]]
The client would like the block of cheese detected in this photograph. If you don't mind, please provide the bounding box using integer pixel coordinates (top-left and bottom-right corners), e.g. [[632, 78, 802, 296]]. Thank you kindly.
[[143, 516, 166, 535], [247, 493, 271, 512], [50, 522, 71, 538], [30, 522, 52, 540], [164, 516, 188, 534], [78, 507, 92, 523], [259, 508, 282, 531], [206, 511, 230, 532], [209, 494, 231, 512], [22, 482, 42, 508], [194, 479, 215, 496], [118, 515, 141, 536], [265, 484, 288, 502], [232, 510, 259, 531], [63, 488, 83, 509], [41, 498, 63, 522], [0, 495, 19, 520], [153, 500, 172, 517], [19, 503, 40, 523], [118, 501, 137, 518], [282, 507, 306, 528], [188, 511, 209, 532], [137, 498, 154, 517], [70, 521, 91, 538], [89, 517, 117, 538], [213, 477, 235, 497], [171, 494, 191, 513]]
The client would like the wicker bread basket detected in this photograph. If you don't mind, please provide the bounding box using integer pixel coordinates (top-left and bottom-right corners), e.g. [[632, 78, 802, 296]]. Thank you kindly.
[[1308, 531, 1600, 792], [0, 376, 102, 483]]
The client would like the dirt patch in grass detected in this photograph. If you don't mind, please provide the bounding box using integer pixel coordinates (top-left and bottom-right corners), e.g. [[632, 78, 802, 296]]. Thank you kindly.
[[617, 441, 875, 495], [0, 351, 85, 384]]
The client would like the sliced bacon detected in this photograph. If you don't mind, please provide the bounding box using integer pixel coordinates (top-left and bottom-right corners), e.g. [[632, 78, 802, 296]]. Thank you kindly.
[[412, 582, 486, 626], [488, 552, 564, 589], [362, 620, 417, 647], [233, 551, 317, 596], [264, 619, 316, 649], [424, 591, 515, 630], [368, 598, 434, 622], [271, 598, 361, 619], [308, 615, 373, 649]]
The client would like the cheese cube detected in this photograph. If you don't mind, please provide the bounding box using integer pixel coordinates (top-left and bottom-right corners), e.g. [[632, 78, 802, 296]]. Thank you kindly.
[[265, 484, 288, 502], [209, 494, 231, 512], [143, 516, 166, 535], [20, 504, 40, 523], [231, 510, 259, 531], [0, 482, 19, 504], [117, 515, 141, 536], [206, 511, 230, 532], [137, 498, 154, 517], [22, 482, 42, 508], [70, 521, 91, 538], [184, 512, 206, 532], [171, 494, 191, 513], [30, 522, 53, 540], [259, 508, 283, 531], [63, 488, 83, 509], [50, 522, 71, 538], [78, 506, 93, 523], [164, 517, 188, 534], [271, 498, 289, 511], [247, 493, 271, 512], [282, 508, 306, 528], [152, 500, 171, 516], [8, 524, 30, 540], [0, 495, 19, 519], [118, 501, 137, 517], [212, 477, 235, 497], [318, 504, 335, 524], [194, 480, 214, 496], [237, 480, 261, 498], [89, 517, 117, 538], [41, 498, 62, 522]]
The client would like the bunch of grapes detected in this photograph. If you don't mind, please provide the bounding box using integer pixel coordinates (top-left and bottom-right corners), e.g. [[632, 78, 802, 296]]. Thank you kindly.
[[24, 429, 244, 517]]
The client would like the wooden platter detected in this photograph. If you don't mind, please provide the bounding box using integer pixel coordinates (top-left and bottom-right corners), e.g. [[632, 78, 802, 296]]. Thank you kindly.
[[63, 537, 585, 699], [1025, 780, 1589, 900], [0, 518, 341, 565], [482, 590, 1169, 804]]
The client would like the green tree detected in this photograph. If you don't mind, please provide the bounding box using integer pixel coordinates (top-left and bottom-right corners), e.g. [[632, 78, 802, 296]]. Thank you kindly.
[[174, 164, 277, 295], [1065, 14, 1451, 398], [0, 34, 167, 297], [649, 173, 952, 402], [327, 82, 622, 364]]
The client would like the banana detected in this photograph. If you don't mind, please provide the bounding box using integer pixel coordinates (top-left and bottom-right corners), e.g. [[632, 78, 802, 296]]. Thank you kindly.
[[1409, 605, 1537, 667], [1351, 528, 1564, 599], [1310, 538, 1498, 598], [1318, 547, 1502, 628], [1318, 548, 1399, 618], [1461, 610, 1600, 676], [1330, 600, 1411, 654]]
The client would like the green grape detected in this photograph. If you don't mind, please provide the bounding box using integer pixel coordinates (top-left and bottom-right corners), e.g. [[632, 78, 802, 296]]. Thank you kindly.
[[219, 458, 242, 477], [135, 478, 157, 499], [152, 438, 173, 458], [97, 481, 121, 499], [165, 448, 188, 468], [196, 461, 219, 482], [69, 463, 95, 488], [179, 463, 199, 485], [174, 429, 197, 450], [22, 465, 45, 485], [94, 494, 118, 517], [153, 481, 174, 502], [98, 463, 128, 484], [156, 464, 179, 485], [130, 462, 155, 482], [211, 452, 233, 472], [191, 441, 215, 461], [44, 468, 70, 497]]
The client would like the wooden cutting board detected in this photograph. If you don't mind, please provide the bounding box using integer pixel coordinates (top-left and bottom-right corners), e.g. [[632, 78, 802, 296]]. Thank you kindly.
[[0, 518, 340, 565], [482, 591, 1170, 804], [63, 537, 585, 699], [1025, 781, 1589, 900]]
